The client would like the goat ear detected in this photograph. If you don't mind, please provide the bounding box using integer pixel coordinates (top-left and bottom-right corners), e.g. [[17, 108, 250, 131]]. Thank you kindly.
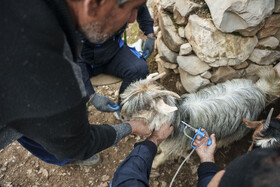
[[155, 99, 177, 114], [243, 118, 262, 129]]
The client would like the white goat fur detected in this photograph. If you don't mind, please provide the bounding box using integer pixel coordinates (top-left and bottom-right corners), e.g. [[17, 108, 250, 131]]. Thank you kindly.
[[120, 68, 280, 168]]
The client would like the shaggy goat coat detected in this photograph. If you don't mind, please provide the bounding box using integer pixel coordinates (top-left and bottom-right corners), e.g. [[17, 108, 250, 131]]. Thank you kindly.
[[120, 68, 280, 167]]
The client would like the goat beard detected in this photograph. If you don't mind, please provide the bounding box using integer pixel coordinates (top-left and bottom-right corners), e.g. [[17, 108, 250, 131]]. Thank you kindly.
[[80, 21, 111, 44]]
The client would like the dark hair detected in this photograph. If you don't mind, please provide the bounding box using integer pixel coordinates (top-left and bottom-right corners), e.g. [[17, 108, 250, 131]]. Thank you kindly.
[[219, 148, 280, 187], [252, 150, 280, 187]]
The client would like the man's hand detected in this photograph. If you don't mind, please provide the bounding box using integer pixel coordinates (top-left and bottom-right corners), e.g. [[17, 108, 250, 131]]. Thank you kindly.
[[89, 93, 118, 112], [142, 33, 155, 59], [193, 130, 216, 163], [147, 123, 174, 147], [127, 120, 153, 136]]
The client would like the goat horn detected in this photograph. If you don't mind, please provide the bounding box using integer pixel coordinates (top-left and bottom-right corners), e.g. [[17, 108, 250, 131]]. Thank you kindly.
[[146, 72, 166, 82], [264, 108, 274, 130]]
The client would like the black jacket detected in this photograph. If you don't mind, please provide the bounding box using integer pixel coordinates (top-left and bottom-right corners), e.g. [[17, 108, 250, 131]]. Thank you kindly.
[[0, 0, 116, 160]]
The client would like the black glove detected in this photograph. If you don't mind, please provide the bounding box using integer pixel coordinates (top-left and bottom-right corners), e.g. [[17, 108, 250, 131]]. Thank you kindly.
[[89, 93, 119, 112], [142, 35, 156, 59]]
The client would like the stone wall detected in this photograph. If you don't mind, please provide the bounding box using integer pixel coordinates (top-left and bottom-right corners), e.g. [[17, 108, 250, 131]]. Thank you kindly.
[[147, 0, 280, 93]]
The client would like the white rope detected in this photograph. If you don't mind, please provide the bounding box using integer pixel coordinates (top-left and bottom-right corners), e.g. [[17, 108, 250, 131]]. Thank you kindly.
[[169, 148, 196, 187]]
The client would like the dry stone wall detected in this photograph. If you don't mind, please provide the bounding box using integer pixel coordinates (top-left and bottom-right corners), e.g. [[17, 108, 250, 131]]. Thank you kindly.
[[147, 0, 280, 93]]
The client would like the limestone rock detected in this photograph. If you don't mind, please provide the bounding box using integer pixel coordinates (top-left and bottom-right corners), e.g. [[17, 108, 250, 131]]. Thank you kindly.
[[179, 43, 192, 56], [178, 27, 185, 38], [159, 10, 185, 52], [161, 181, 168, 187], [245, 63, 273, 81], [157, 56, 173, 85], [101, 175, 110, 182], [173, 0, 200, 25], [147, 0, 155, 18], [160, 0, 176, 12], [91, 74, 122, 86], [164, 62, 178, 69], [211, 66, 244, 83], [173, 68, 179, 74], [185, 14, 258, 67], [156, 55, 172, 75], [156, 32, 178, 63], [201, 71, 212, 79], [258, 36, 279, 49], [177, 55, 210, 75], [179, 68, 210, 93], [237, 22, 265, 37], [157, 55, 178, 69], [257, 14, 280, 39], [234, 61, 249, 70], [275, 0, 280, 13], [205, 0, 275, 35], [274, 62, 280, 75], [275, 29, 280, 42], [249, 49, 280, 65], [176, 81, 186, 93], [154, 26, 159, 35], [38, 168, 49, 179]]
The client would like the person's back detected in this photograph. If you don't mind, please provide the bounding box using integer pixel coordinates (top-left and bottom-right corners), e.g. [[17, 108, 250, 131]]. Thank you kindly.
[[218, 148, 280, 187], [0, 0, 87, 150], [1, 0, 153, 166]]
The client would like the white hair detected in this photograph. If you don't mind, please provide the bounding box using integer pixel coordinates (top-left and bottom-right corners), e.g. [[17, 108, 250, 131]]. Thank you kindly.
[[80, 22, 110, 44], [120, 67, 280, 167]]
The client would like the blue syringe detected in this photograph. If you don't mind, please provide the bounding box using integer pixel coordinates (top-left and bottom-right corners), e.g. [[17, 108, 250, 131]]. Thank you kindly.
[[181, 121, 212, 149]]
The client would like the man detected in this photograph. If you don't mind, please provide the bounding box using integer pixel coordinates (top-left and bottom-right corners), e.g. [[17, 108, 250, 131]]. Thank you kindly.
[[0, 0, 151, 166], [111, 123, 174, 186], [77, 4, 155, 113], [112, 130, 280, 186], [194, 132, 280, 187]]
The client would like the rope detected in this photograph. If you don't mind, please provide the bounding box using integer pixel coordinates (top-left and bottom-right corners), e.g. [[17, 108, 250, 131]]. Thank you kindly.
[[169, 148, 196, 187]]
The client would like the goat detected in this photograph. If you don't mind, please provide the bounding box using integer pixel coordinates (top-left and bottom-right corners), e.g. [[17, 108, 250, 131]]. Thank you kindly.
[[243, 108, 280, 151], [120, 67, 280, 168]]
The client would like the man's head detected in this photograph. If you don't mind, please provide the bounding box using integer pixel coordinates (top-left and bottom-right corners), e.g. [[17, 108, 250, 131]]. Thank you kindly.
[[208, 148, 280, 187], [67, 0, 145, 43]]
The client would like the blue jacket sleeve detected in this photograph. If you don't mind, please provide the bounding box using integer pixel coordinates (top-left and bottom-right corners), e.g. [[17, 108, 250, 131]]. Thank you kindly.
[[76, 59, 95, 96], [137, 5, 154, 35], [197, 162, 218, 187], [111, 140, 157, 187]]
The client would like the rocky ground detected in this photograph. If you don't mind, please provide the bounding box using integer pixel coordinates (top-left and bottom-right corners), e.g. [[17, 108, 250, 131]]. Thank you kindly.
[[1, 79, 279, 187], [1, 22, 279, 187]]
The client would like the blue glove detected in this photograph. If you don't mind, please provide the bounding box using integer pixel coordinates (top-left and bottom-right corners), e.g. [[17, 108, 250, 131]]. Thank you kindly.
[[142, 36, 156, 59], [89, 93, 119, 112]]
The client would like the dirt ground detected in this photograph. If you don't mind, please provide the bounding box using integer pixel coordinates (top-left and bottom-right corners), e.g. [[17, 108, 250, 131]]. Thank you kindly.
[[1, 77, 279, 187], [1, 22, 280, 187]]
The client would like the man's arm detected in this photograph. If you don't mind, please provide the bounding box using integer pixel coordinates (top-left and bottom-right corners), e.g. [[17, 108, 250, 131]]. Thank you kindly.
[[111, 140, 157, 187], [111, 123, 174, 186], [137, 5, 155, 59], [76, 59, 95, 96], [197, 162, 218, 187], [193, 133, 217, 187], [137, 5, 154, 36], [9, 100, 153, 161]]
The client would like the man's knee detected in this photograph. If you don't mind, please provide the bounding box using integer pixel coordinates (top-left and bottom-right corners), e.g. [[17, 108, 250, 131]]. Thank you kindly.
[[137, 61, 149, 78], [129, 60, 149, 79]]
